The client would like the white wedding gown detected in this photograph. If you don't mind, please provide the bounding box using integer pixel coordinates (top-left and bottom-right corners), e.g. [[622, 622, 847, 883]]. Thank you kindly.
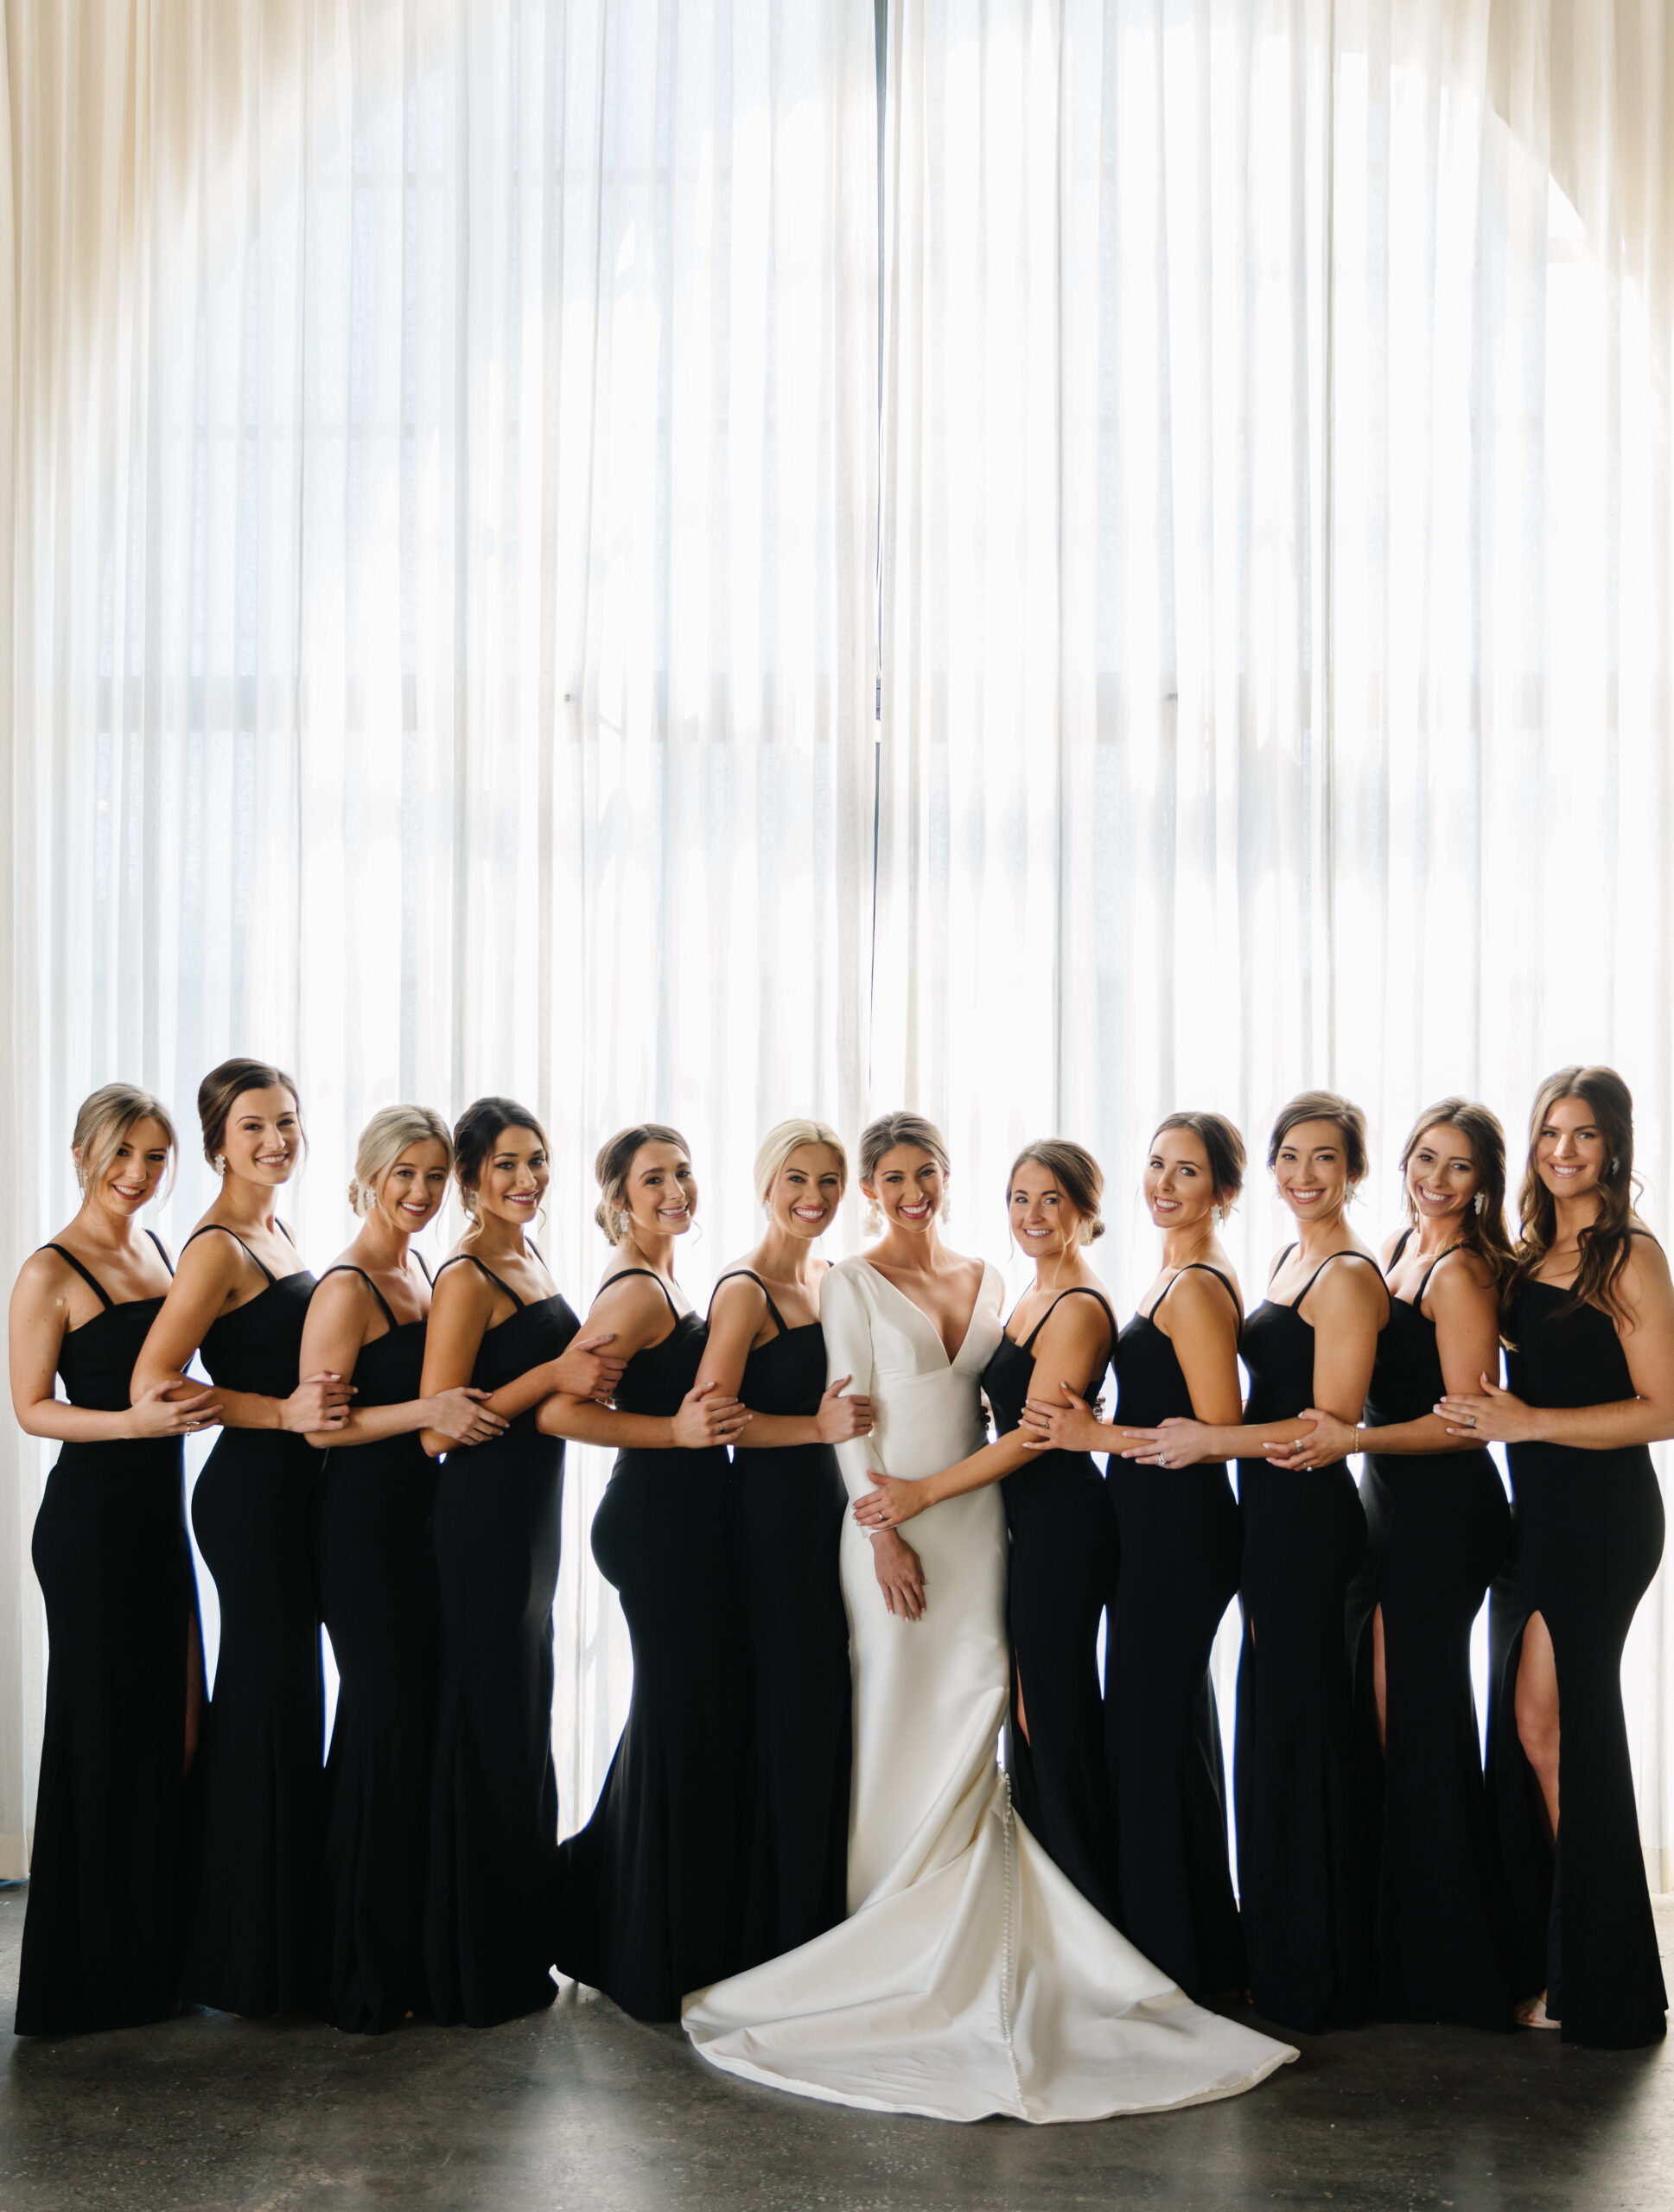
[[683, 1255, 1295, 2123]]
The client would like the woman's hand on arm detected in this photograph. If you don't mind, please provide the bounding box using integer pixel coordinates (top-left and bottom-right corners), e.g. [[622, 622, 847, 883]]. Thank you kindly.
[[1272, 1251, 1499, 1468], [131, 1230, 349, 1434], [1020, 1383, 1115, 1452], [417, 1263, 497, 1456], [1121, 1271, 1249, 1466], [869, 1528, 926, 1622], [10, 1257, 222, 1442], [534, 1275, 748, 1450], [1440, 1240, 1674, 1449]]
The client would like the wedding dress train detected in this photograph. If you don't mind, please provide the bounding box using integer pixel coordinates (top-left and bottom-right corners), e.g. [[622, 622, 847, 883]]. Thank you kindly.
[[683, 1256, 1295, 2123]]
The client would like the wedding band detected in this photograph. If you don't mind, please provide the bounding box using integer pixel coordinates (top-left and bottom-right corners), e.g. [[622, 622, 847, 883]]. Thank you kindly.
[[1466, 1414, 1477, 1428]]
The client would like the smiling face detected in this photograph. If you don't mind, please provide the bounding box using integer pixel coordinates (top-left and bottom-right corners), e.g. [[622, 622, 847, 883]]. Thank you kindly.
[[1405, 1122, 1480, 1226], [222, 1086, 302, 1187], [1009, 1158, 1082, 1261], [83, 1115, 173, 1218], [1535, 1094, 1607, 1204], [767, 1143, 844, 1243], [474, 1123, 550, 1229], [1144, 1126, 1220, 1233], [622, 1140, 697, 1242], [1273, 1118, 1355, 1221], [864, 1145, 945, 1235], [375, 1139, 452, 1236]]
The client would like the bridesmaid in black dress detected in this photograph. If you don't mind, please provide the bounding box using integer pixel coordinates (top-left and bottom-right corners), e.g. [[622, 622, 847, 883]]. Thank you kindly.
[[1122, 1090, 1386, 2031], [9, 1086, 219, 2035], [1441, 1066, 1673, 2048], [133, 1058, 352, 2018], [547, 1124, 754, 2020], [695, 1119, 865, 1968], [1025, 1111, 1247, 2000], [855, 1139, 1120, 1922], [417, 1097, 624, 2029], [302, 1106, 511, 2032], [1274, 1098, 1515, 2029]]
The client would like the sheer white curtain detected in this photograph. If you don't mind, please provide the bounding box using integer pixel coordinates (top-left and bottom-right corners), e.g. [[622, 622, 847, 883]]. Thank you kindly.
[[0, 0, 877, 1872], [876, 0, 1674, 1876]]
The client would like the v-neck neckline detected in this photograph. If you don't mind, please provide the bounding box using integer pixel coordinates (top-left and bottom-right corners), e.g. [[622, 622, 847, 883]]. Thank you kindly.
[[859, 1258, 990, 1367]]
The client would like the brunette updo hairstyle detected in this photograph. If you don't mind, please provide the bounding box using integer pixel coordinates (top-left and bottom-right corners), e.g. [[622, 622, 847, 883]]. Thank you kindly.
[[453, 1096, 548, 1229], [1508, 1065, 1648, 1325], [1266, 1090, 1369, 1183], [858, 1111, 951, 1185], [197, 1057, 304, 1170], [1007, 1139, 1105, 1243], [1152, 1111, 1246, 1211], [1397, 1097, 1515, 1286], [72, 1083, 178, 1198], [595, 1123, 691, 1244]]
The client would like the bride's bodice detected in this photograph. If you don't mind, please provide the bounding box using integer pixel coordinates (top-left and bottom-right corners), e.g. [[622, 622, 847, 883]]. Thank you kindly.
[[819, 1255, 1002, 1491]]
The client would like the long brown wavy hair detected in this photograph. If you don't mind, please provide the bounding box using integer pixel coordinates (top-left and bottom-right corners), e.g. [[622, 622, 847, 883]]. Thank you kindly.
[[1506, 1065, 1647, 1326], [1397, 1098, 1515, 1287]]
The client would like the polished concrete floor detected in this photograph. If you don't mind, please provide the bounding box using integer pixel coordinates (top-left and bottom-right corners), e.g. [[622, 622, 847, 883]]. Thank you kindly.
[[1, 1888, 1670, 2212]]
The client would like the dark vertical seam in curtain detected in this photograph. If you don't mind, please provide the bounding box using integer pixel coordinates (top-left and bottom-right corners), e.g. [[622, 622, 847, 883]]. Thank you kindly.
[[1321, 0, 1338, 1080], [868, 0, 887, 1098], [292, 2, 311, 1034], [1052, 0, 1066, 1133]]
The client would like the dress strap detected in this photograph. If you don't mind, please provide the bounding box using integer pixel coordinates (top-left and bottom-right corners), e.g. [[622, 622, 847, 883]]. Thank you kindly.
[[1387, 1225, 1415, 1274], [1019, 1284, 1118, 1360], [1148, 1262, 1243, 1325], [607, 1267, 683, 1320], [317, 1264, 398, 1332], [1290, 1249, 1391, 1318], [435, 1252, 524, 1308], [41, 1245, 115, 1309], [181, 1224, 277, 1284], [145, 1227, 175, 1276], [1267, 1242, 1298, 1285], [712, 1270, 789, 1338], [413, 1251, 434, 1286], [1414, 1243, 1466, 1309]]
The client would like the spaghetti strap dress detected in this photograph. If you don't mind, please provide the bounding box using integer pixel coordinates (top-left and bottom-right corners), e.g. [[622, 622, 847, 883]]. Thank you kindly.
[[983, 1287, 1121, 1922], [1344, 1234, 1512, 2029], [15, 1234, 199, 2037], [1235, 1246, 1384, 2031], [424, 1253, 577, 2028], [720, 1271, 851, 1971], [1486, 1275, 1667, 2048], [1105, 1265, 1245, 1999], [313, 1260, 440, 2032], [554, 1272, 748, 2019], [179, 1227, 323, 2017]]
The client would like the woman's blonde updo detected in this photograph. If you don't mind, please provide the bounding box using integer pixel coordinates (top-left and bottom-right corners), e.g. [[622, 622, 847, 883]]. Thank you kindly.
[[754, 1118, 847, 1209], [1007, 1139, 1105, 1243], [72, 1083, 178, 1199], [595, 1122, 691, 1244], [347, 1105, 453, 1216]]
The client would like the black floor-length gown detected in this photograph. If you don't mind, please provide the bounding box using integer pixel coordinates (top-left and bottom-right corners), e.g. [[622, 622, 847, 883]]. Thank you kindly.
[[1486, 1276, 1667, 2048], [1104, 1266, 1245, 1999], [1235, 1247, 1382, 2032], [179, 1229, 322, 2017], [1345, 1233, 1512, 2030], [983, 1287, 1121, 1923], [425, 1255, 576, 2029], [720, 1272, 851, 1970], [313, 1262, 440, 2032], [554, 1273, 748, 2020], [15, 1236, 198, 2037]]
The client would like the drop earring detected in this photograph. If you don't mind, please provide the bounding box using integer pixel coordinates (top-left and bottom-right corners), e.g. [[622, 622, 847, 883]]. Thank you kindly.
[[615, 1209, 632, 1238], [863, 1200, 883, 1236]]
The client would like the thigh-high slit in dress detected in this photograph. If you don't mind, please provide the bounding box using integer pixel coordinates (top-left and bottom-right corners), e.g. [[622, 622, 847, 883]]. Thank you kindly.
[[1486, 1278, 1666, 2048]]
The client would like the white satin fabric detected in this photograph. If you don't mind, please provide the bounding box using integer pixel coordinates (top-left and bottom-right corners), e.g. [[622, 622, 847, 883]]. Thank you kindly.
[[684, 1255, 1295, 2123]]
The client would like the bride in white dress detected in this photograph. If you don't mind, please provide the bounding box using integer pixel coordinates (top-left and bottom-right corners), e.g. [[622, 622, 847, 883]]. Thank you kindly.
[[684, 1115, 1295, 2123]]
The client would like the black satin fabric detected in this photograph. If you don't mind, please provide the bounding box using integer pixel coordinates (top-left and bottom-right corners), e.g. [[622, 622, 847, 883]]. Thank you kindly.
[[1104, 1268, 1244, 1999], [425, 1263, 576, 2028], [1345, 1235, 1512, 2030], [983, 1287, 1120, 1925], [554, 1275, 748, 2020], [16, 1238, 197, 2037], [722, 1274, 851, 1971], [1486, 1278, 1667, 2048], [180, 1241, 324, 2018]]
